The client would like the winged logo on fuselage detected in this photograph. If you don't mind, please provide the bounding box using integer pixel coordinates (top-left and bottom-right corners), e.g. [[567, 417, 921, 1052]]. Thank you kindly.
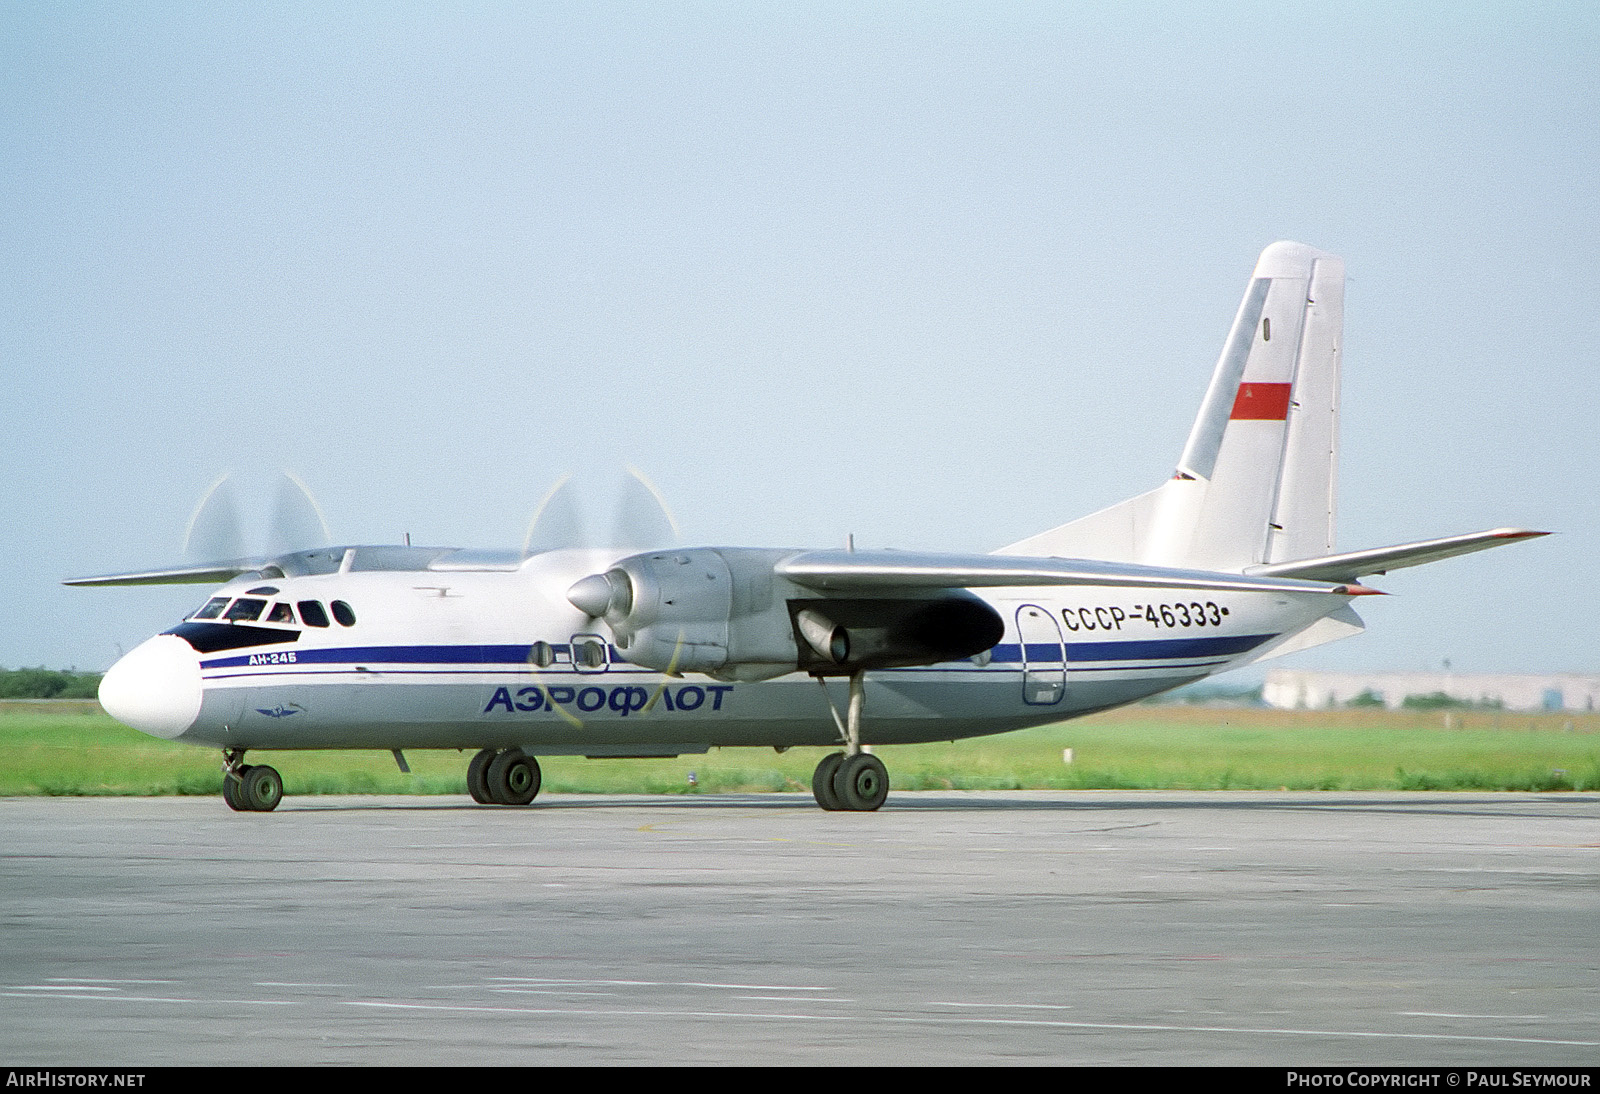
[[255, 703, 305, 719]]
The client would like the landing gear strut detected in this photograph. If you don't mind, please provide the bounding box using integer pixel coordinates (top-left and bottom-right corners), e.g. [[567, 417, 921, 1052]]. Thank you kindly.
[[222, 749, 283, 812], [467, 748, 542, 806], [811, 672, 889, 812]]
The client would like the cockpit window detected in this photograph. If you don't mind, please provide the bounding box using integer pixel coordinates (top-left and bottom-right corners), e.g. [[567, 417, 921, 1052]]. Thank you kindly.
[[191, 597, 229, 621], [224, 598, 267, 622], [266, 602, 296, 625], [298, 600, 330, 628], [331, 600, 356, 627]]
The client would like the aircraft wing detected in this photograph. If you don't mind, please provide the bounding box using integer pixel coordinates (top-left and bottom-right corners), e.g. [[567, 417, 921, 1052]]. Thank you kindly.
[[1244, 528, 1547, 583], [775, 550, 1376, 596], [62, 561, 267, 587], [63, 544, 480, 586]]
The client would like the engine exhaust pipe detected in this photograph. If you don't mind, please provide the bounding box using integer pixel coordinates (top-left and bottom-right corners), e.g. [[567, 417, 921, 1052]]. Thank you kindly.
[[796, 609, 849, 664]]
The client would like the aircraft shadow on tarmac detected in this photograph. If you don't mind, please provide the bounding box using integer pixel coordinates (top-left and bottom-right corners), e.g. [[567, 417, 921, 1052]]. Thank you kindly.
[[273, 791, 1591, 820]]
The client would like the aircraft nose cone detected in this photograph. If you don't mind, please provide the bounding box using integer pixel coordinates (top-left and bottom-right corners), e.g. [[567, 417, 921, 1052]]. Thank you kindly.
[[98, 635, 203, 738]]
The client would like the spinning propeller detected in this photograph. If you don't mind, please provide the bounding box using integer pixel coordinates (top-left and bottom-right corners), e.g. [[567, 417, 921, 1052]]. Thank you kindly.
[[522, 466, 681, 556], [182, 470, 332, 564], [64, 471, 334, 587], [523, 467, 688, 724]]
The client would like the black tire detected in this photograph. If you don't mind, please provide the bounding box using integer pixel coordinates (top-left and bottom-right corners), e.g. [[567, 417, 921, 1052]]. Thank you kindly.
[[466, 749, 496, 804], [222, 767, 248, 812], [240, 765, 283, 812], [835, 753, 888, 812], [487, 749, 541, 806], [811, 753, 844, 811]]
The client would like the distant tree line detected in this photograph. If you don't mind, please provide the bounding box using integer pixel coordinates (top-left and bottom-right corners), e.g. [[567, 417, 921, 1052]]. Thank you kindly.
[[0, 668, 102, 699], [1144, 682, 1265, 706], [1398, 691, 1504, 711], [1344, 689, 1505, 711]]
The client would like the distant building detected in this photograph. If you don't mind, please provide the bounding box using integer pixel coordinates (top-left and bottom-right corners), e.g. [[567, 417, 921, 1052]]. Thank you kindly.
[[1262, 670, 1600, 712]]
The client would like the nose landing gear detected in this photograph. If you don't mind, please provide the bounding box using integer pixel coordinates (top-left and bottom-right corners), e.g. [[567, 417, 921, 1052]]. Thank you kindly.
[[222, 749, 283, 812]]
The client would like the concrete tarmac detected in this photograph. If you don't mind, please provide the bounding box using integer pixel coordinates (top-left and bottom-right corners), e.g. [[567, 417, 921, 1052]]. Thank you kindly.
[[1, 791, 1596, 1066]]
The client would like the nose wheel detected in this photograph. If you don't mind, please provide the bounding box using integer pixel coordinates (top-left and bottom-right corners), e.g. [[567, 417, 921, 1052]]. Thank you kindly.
[[222, 750, 283, 812], [811, 672, 889, 811]]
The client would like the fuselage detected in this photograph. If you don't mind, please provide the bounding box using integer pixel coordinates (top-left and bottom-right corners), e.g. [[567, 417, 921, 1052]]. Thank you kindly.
[[98, 545, 1348, 757]]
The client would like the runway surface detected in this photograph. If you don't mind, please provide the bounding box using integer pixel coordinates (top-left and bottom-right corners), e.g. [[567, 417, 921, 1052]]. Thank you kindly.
[[2, 791, 1596, 1066]]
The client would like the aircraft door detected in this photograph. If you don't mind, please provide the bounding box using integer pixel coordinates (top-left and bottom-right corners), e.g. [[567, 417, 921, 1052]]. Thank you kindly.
[[1016, 604, 1065, 706]]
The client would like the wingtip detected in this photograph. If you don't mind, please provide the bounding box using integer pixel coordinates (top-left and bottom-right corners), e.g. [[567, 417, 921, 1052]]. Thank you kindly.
[[1336, 583, 1387, 597]]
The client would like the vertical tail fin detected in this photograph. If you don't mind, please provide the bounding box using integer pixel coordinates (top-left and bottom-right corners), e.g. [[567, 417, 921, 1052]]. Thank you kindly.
[[1153, 241, 1344, 568], [999, 242, 1344, 571]]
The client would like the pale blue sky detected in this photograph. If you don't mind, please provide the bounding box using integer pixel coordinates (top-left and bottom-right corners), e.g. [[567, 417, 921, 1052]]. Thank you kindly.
[[2, 3, 1595, 674]]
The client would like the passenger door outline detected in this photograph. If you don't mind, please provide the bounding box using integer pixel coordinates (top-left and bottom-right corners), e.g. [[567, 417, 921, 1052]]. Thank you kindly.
[[1016, 604, 1066, 706]]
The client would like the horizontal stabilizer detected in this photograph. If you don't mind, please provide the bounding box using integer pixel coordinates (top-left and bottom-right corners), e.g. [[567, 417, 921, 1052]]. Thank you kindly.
[[1245, 528, 1547, 583], [777, 550, 1375, 596]]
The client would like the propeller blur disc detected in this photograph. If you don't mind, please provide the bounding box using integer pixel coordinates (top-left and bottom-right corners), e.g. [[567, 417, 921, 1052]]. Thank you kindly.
[[523, 468, 681, 555], [181, 474, 245, 562], [523, 475, 587, 556], [265, 471, 332, 556], [612, 466, 680, 550], [180, 470, 331, 564]]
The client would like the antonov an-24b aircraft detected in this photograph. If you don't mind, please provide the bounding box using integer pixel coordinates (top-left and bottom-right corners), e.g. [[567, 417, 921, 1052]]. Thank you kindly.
[[72, 242, 1544, 813]]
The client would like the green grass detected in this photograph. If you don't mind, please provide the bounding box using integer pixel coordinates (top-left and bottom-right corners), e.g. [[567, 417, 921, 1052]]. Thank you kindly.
[[1, 701, 1596, 797]]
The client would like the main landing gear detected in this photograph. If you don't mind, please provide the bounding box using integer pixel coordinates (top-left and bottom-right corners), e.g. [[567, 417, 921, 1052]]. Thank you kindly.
[[222, 749, 283, 812], [810, 672, 890, 812], [466, 747, 542, 806]]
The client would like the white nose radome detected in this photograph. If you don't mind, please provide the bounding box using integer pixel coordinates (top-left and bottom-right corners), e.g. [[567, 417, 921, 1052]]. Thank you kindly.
[[99, 635, 203, 738]]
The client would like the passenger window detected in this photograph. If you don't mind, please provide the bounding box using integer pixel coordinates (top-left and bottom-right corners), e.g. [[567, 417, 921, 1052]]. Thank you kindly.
[[192, 597, 229, 621], [224, 598, 266, 622], [298, 601, 330, 628], [267, 602, 296, 624], [529, 641, 555, 668], [331, 600, 357, 627]]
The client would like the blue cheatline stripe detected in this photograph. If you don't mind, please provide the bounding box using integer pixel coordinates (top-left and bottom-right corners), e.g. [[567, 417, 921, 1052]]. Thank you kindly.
[[991, 633, 1276, 664], [200, 634, 1276, 671], [201, 668, 661, 682], [200, 644, 544, 670]]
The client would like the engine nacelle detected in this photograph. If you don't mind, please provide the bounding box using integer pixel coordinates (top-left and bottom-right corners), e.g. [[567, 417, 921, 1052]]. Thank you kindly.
[[568, 548, 733, 673], [787, 596, 1004, 672], [567, 547, 1004, 678]]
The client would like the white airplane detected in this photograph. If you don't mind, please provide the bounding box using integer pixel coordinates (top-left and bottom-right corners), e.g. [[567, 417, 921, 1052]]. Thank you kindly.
[[70, 242, 1544, 813]]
